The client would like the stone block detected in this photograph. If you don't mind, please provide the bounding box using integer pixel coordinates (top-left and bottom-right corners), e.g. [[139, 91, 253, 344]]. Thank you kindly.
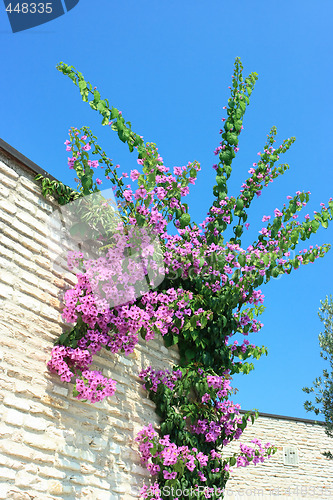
[[23, 414, 48, 432], [3, 394, 30, 412]]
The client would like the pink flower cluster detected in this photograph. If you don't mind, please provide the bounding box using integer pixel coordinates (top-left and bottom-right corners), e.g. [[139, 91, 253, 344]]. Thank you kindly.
[[237, 440, 272, 466], [136, 424, 272, 496], [51, 233, 212, 402], [75, 370, 117, 403], [139, 482, 162, 500], [136, 424, 212, 482], [190, 398, 243, 444], [119, 145, 200, 230], [47, 345, 92, 382], [47, 346, 116, 403], [139, 366, 183, 392], [176, 374, 245, 445]]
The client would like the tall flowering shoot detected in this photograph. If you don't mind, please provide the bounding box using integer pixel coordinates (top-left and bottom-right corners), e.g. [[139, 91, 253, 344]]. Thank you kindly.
[[34, 57, 333, 498]]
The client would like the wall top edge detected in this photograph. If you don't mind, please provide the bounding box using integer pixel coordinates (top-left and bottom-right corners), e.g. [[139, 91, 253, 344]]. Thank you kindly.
[[0, 137, 59, 183], [239, 409, 325, 426]]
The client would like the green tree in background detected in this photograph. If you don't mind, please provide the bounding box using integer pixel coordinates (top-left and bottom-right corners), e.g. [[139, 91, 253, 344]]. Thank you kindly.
[[303, 296, 333, 459]]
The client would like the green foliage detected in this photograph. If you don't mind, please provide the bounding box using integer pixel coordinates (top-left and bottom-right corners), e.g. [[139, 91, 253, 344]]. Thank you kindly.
[[46, 56, 333, 495], [34, 174, 81, 205], [57, 62, 144, 153], [303, 296, 333, 459]]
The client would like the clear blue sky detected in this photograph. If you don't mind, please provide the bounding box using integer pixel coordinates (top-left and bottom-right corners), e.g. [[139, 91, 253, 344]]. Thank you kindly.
[[1, 0, 333, 420]]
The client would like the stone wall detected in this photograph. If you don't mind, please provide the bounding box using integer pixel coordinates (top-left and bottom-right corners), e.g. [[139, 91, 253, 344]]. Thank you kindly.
[[226, 412, 333, 499], [0, 140, 333, 500], [0, 145, 178, 499]]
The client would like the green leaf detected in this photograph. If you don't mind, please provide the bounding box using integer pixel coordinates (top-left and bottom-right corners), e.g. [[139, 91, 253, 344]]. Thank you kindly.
[[110, 107, 118, 119], [219, 149, 233, 164], [226, 132, 238, 146], [174, 460, 185, 475], [236, 199, 244, 210], [238, 254, 246, 267], [234, 120, 242, 131], [150, 444, 158, 456], [239, 101, 246, 113], [97, 101, 106, 112], [102, 116, 109, 126], [263, 254, 270, 266], [69, 72, 77, 83], [234, 224, 243, 236], [179, 213, 191, 228], [185, 349, 195, 361], [235, 108, 243, 119], [55, 331, 70, 346], [216, 175, 226, 187], [79, 81, 87, 90], [311, 220, 320, 232], [164, 333, 176, 348], [81, 175, 93, 193]]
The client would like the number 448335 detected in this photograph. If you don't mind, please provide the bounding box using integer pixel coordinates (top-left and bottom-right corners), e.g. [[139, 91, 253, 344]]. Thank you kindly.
[[6, 3, 53, 14]]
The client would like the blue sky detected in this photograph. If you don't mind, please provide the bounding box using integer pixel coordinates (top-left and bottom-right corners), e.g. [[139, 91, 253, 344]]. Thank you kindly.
[[1, 0, 333, 419]]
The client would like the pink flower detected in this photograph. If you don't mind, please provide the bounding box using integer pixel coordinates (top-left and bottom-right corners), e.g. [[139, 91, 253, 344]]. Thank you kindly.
[[130, 169, 140, 181], [123, 189, 133, 202], [202, 393, 211, 403], [135, 187, 147, 200], [163, 470, 177, 479], [156, 187, 166, 200]]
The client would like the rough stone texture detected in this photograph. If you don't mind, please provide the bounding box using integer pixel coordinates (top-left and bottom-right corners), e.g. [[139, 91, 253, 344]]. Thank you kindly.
[[225, 413, 333, 499], [0, 148, 333, 499], [0, 152, 178, 499]]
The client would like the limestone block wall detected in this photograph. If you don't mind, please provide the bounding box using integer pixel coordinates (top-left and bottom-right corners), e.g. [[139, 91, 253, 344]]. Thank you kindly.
[[0, 140, 333, 500], [0, 144, 179, 500], [226, 413, 333, 499]]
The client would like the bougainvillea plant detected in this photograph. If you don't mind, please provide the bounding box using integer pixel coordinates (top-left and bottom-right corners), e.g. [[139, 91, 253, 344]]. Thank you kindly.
[[36, 58, 333, 499]]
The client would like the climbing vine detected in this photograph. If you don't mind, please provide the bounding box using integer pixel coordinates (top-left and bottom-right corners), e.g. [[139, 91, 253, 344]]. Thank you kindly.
[[34, 175, 81, 205], [36, 58, 333, 499]]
